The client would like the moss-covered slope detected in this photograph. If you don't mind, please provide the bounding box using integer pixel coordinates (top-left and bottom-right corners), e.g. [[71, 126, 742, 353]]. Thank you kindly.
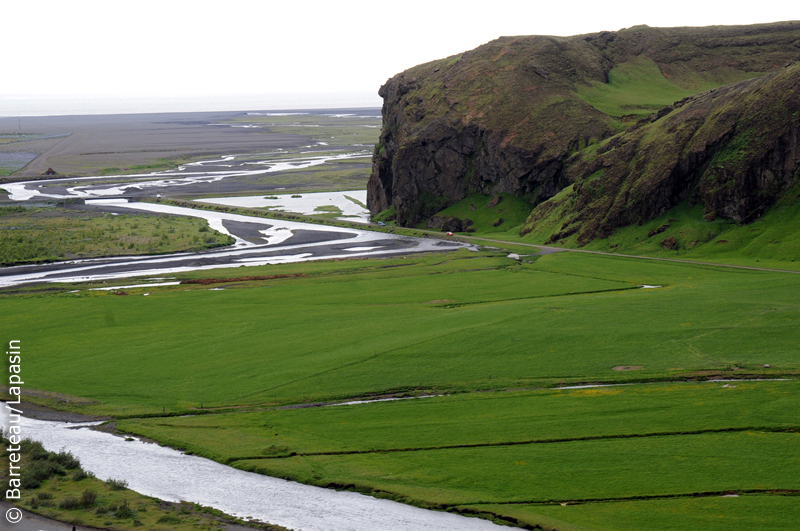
[[522, 61, 800, 245], [368, 21, 800, 229]]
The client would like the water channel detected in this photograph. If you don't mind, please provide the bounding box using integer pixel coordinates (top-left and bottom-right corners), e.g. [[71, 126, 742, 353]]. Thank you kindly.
[[2, 144, 495, 528], [1, 407, 504, 531]]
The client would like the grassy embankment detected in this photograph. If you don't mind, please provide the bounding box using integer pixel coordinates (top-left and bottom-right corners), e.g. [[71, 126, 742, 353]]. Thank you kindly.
[[0, 205, 233, 265], [2, 248, 799, 530], [0, 436, 287, 531], [421, 168, 800, 271], [431, 190, 800, 272]]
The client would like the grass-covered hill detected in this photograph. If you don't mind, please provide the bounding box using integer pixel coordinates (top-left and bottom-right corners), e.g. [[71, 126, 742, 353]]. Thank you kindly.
[[522, 61, 800, 246], [368, 21, 800, 233]]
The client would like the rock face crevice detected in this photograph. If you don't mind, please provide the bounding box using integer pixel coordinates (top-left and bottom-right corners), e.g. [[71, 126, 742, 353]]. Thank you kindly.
[[368, 21, 800, 233]]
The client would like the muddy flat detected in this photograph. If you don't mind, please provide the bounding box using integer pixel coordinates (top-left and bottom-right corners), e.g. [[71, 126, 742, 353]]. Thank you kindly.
[[0, 111, 309, 177], [0, 108, 378, 178]]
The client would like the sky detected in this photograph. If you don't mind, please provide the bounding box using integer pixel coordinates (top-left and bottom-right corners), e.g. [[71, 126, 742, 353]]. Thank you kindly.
[[3, 1, 799, 112]]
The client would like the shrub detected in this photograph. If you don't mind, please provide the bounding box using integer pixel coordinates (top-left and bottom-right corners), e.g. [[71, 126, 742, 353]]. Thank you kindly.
[[21, 459, 66, 488], [20, 475, 41, 489], [21, 439, 48, 460], [81, 489, 97, 507], [59, 496, 81, 509], [115, 500, 135, 519], [36, 491, 53, 500], [157, 515, 182, 524], [107, 478, 128, 491], [72, 468, 94, 481]]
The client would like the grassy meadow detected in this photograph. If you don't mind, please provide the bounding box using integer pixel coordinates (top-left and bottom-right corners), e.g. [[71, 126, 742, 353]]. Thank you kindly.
[[0, 205, 233, 265], [3, 244, 799, 529]]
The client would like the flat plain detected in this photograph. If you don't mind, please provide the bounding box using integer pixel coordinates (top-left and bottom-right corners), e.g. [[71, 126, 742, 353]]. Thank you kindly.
[[3, 245, 799, 530]]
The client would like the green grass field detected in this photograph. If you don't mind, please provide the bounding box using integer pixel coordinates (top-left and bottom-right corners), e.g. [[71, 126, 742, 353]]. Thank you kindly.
[[2, 244, 799, 529], [0, 206, 233, 265]]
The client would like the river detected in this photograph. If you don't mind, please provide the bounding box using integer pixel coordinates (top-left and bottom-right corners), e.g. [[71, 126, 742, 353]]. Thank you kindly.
[[1, 407, 504, 531]]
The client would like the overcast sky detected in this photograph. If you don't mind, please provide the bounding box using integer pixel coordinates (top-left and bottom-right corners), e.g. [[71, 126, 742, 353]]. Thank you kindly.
[[4, 1, 798, 102]]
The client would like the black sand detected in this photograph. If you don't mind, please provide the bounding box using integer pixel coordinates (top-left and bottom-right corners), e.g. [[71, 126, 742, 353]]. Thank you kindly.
[[0, 108, 377, 178]]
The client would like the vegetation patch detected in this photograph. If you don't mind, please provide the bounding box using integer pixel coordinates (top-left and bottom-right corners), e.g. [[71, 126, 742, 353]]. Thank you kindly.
[[0, 206, 233, 265], [432, 193, 534, 234]]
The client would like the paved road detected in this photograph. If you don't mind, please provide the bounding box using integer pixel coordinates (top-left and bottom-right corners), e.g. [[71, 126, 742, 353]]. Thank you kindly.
[[448, 234, 800, 274], [0, 501, 274, 531], [0, 501, 92, 531]]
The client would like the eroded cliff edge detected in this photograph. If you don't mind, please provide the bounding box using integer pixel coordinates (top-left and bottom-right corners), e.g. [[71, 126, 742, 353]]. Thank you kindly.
[[368, 21, 800, 238]]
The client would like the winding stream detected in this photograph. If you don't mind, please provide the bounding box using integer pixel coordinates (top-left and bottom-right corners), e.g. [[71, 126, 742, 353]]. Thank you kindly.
[[1, 408, 503, 531], [2, 135, 488, 529]]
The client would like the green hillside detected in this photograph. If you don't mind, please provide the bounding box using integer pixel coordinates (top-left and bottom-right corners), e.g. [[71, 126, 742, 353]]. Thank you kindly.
[[369, 22, 800, 228]]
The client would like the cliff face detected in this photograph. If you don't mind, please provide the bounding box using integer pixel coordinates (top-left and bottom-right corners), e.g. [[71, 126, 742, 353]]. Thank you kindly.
[[368, 22, 800, 230], [521, 62, 800, 245]]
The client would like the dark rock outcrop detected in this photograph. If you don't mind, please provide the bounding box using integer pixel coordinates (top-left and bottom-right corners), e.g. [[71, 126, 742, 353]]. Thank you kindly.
[[426, 215, 473, 232]]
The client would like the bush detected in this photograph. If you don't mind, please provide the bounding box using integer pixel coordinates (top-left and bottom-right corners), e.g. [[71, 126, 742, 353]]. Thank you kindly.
[[36, 491, 53, 500], [21, 459, 66, 488], [81, 489, 97, 507], [115, 500, 135, 519], [59, 496, 81, 509], [107, 478, 128, 491], [20, 439, 49, 461], [156, 515, 182, 524], [20, 475, 41, 490], [72, 468, 94, 481]]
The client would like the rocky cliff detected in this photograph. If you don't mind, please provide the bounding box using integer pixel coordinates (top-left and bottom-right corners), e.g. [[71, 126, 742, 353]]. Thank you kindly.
[[368, 21, 800, 234], [521, 62, 800, 245]]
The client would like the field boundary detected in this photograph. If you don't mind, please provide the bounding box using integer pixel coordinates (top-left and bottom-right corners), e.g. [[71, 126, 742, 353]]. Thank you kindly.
[[451, 488, 800, 508], [225, 425, 800, 462]]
